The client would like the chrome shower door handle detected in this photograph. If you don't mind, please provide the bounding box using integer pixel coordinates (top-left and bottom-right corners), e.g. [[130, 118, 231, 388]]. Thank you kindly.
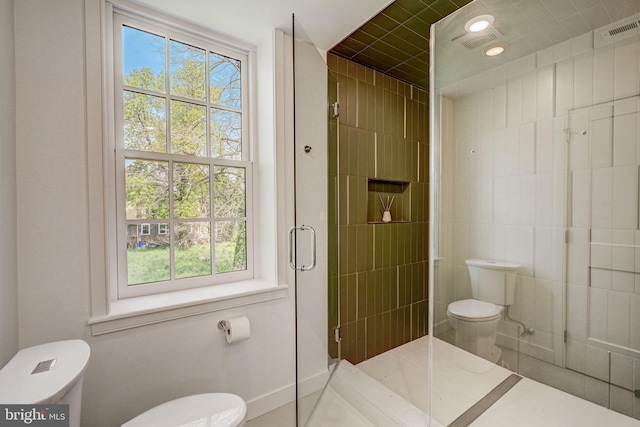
[[288, 225, 317, 271]]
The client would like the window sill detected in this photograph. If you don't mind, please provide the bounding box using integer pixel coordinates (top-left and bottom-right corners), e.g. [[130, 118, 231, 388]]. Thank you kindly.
[[88, 280, 289, 335]]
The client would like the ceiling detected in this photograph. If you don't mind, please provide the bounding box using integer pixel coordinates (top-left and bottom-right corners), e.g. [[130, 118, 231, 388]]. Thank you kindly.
[[331, 0, 472, 89], [133, 0, 392, 51], [331, 0, 640, 90]]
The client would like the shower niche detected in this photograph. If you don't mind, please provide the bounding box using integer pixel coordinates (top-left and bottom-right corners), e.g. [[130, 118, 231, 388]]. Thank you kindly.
[[367, 178, 411, 224]]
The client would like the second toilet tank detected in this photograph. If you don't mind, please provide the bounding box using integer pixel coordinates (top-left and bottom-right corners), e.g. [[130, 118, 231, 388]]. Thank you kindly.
[[466, 259, 521, 306]]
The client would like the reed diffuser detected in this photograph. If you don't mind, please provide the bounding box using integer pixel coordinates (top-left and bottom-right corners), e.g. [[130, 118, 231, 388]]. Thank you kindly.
[[379, 195, 394, 223]]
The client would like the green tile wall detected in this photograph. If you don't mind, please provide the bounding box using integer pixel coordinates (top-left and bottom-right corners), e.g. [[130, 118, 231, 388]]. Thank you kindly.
[[328, 53, 429, 364]]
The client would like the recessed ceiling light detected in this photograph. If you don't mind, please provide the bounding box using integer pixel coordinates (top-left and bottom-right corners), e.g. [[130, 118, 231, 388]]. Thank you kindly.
[[464, 14, 494, 33], [485, 44, 507, 57]]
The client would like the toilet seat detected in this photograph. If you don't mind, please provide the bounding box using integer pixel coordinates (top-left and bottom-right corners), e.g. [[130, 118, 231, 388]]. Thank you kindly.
[[447, 299, 501, 322], [123, 393, 247, 427]]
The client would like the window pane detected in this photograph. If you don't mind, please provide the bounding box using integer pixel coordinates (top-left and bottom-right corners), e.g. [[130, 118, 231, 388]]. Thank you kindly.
[[170, 40, 205, 100], [126, 159, 170, 220], [171, 100, 206, 156], [173, 162, 210, 219], [214, 166, 245, 218], [215, 221, 246, 273], [126, 223, 170, 285], [122, 26, 165, 93], [123, 90, 167, 152], [175, 222, 211, 279], [211, 108, 241, 159], [210, 52, 241, 109]]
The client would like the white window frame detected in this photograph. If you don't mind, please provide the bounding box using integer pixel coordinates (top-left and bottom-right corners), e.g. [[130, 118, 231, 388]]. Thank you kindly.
[[138, 223, 151, 236], [86, 0, 289, 336], [111, 9, 254, 299], [158, 223, 169, 235]]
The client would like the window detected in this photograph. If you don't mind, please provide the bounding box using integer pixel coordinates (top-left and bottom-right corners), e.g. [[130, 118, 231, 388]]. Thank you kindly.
[[113, 11, 253, 298]]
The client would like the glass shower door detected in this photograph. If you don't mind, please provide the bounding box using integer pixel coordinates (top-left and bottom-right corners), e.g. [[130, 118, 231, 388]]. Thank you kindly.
[[291, 15, 340, 426]]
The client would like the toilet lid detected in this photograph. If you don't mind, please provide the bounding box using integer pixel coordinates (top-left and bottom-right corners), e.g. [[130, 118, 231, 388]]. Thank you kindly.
[[124, 393, 247, 427], [448, 299, 501, 321], [0, 340, 90, 404]]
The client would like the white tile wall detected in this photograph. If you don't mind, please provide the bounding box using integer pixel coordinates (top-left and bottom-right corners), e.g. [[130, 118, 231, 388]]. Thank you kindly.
[[593, 45, 615, 104], [614, 38, 640, 100], [589, 287, 608, 341], [608, 290, 630, 348], [591, 167, 612, 228], [445, 32, 640, 416], [613, 110, 636, 167], [574, 52, 594, 108], [556, 59, 575, 116], [507, 78, 523, 127], [522, 71, 538, 124], [537, 66, 555, 120], [519, 123, 536, 174], [536, 119, 553, 173], [612, 166, 637, 229]]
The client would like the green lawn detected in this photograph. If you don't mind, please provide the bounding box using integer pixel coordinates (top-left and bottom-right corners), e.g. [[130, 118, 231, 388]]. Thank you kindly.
[[127, 242, 242, 285]]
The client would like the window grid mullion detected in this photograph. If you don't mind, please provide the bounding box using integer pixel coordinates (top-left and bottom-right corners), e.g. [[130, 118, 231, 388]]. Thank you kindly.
[[214, 160, 217, 276], [115, 12, 252, 299], [169, 159, 176, 281], [164, 35, 171, 155]]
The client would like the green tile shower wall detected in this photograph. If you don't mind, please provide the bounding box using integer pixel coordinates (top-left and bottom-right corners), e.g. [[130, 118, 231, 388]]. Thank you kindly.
[[328, 53, 429, 364]]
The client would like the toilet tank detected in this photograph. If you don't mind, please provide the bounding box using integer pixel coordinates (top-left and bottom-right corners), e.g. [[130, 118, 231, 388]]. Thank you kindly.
[[466, 259, 520, 306]]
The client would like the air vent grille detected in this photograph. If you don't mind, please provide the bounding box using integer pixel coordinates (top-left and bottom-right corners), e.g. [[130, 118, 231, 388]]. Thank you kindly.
[[601, 17, 640, 40], [453, 27, 504, 50], [607, 20, 639, 36]]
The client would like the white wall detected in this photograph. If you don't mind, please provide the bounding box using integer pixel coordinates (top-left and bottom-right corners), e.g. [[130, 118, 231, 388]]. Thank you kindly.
[[12, 0, 328, 425], [0, 0, 18, 366]]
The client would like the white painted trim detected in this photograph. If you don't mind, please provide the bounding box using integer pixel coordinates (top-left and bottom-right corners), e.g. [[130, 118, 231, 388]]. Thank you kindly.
[[89, 281, 288, 335], [246, 369, 330, 420]]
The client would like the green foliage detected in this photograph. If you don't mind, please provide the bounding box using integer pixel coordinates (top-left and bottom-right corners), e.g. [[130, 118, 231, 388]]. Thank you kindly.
[[123, 35, 247, 281]]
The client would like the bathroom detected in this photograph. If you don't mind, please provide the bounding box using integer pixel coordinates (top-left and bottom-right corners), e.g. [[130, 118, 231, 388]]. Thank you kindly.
[[2, 0, 640, 426]]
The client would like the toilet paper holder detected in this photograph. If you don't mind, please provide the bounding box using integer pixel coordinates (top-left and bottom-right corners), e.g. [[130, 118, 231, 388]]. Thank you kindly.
[[217, 320, 230, 332]]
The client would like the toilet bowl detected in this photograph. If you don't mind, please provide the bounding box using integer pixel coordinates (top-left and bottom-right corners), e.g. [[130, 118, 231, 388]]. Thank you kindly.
[[123, 393, 247, 427], [446, 259, 520, 364], [447, 299, 503, 363], [0, 340, 91, 427]]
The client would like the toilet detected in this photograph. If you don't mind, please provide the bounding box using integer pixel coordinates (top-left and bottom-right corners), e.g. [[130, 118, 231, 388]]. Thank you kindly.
[[446, 259, 520, 363], [0, 340, 91, 427], [123, 393, 247, 427]]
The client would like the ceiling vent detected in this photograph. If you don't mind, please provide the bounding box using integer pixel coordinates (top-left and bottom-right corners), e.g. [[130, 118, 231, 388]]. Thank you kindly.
[[598, 13, 640, 46], [605, 20, 639, 37], [453, 27, 503, 50]]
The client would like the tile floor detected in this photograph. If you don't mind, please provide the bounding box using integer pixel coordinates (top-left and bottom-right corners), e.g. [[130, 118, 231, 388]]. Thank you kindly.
[[249, 337, 640, 426]]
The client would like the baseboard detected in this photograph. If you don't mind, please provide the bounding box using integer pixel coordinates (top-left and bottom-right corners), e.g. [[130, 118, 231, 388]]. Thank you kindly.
[[245, 369, 330, 420]]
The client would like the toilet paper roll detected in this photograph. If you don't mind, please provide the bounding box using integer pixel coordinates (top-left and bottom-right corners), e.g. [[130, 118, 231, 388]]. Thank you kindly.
[[224, 316, 251, 343]]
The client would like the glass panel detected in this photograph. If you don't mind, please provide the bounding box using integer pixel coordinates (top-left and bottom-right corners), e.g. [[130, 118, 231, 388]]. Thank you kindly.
[[173, 162, 210, 219], [123, 91, 167, 152], [431, 1, 640, 425], [213, 166, 245, 218], [126, 222, 170, 285], [210, 108, 241, 159], [171, 100, 206, 155], [209, 52, 241, 109], [170, 40, 206, 100], [122, 26, 165, 93], [175, 222, 211, 279], [215, 221, 246, 273], [125, 159, 169, 220], [292, 15, 337, 426]]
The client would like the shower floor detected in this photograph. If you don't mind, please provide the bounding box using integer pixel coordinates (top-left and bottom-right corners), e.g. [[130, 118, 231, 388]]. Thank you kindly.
[[309, 337, 640, 426]]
